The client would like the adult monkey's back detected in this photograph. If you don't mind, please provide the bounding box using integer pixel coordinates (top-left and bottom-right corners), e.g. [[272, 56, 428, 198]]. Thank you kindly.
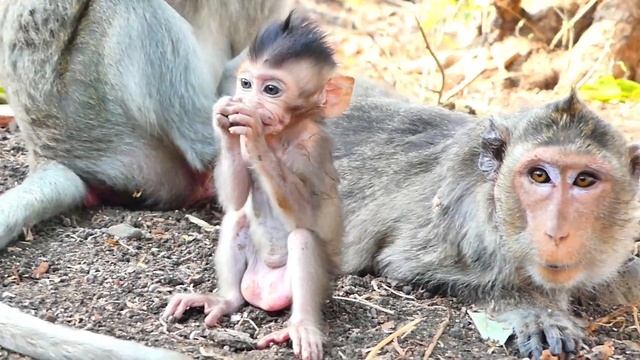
[[0, 0, 288, 249], [329, 93, 640, 359], [0, 0, 287, 358]]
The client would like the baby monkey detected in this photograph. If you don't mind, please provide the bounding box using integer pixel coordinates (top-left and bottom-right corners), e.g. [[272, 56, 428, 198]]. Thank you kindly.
[[164, 11, 353, 360]]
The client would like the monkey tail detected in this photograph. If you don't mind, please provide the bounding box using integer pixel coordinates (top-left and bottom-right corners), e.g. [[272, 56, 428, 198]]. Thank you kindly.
[[0, 302, 188, 360]]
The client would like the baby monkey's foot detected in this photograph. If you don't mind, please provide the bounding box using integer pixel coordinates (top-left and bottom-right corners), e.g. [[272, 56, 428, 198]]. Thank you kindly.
[[257, 322, 324, 360], [163, 293, 241, 327]]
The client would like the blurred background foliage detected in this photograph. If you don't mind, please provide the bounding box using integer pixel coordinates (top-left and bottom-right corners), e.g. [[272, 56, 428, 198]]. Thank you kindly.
[[295, 0, 640, 138], [1, 1, 638, 131]]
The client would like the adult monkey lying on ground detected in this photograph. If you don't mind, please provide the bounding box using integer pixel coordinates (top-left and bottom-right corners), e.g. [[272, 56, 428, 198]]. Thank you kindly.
[[327, 92, 640, 359], [0, 0, 287, 358], [0, 0, 289, 250]]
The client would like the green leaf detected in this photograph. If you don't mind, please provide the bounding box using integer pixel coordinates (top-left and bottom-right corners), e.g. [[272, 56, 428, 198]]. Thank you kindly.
[[580, 75, 640, 103]]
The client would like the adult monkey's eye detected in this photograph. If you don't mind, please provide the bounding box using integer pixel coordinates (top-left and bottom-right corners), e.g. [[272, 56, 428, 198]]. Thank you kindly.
[[239, 78, 252, 89], [529, 167, 551, 183], [573, 172, 598, 188], [263, 84, 281, 96]]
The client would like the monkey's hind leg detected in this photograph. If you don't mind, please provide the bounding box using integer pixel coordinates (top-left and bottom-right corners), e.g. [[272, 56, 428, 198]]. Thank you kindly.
[[164, 211, 248, 326], [257, 228, 328, 360], [0, 162, 87, 250]]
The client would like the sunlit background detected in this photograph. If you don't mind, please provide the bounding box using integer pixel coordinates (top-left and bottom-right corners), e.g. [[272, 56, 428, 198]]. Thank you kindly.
[[295, 0, 640, 140]]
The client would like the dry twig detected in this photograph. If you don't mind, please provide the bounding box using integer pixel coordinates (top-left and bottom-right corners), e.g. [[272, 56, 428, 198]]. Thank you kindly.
[[499, 4, 547, 43], [550, 0, 598, 49], [372, 280, 416, 300], [632, 305, 640, 337], [365, 318, 424, 360], [588, 306, 628, 333], [423, 310, 451, 360], [414, 16, 445, 105], [442, 63, 487, 103], [333, 295, 395, 315]]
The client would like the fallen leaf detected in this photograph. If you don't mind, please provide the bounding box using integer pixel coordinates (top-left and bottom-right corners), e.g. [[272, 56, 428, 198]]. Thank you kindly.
[[467, 310, 513, 346], [105, 237, 120, 247], [381, 320, 396, 332], [185, 214, 216, 232], [588, 341, 614, 359], [31, 261, 49, 279]]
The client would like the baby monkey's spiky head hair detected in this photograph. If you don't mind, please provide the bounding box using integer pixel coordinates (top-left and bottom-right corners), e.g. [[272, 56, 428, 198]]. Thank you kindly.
[[249, 10, 337, 69]]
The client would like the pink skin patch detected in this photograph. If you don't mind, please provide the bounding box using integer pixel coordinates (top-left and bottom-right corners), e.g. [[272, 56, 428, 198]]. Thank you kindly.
[[241, 255, 292, 312], [184, 170, 215, 207]]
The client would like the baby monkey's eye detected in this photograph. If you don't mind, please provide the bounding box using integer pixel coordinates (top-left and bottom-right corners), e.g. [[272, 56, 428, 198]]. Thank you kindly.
[[529, 167, 551, 184], [239, 78, 252, 89], [263, 84, 281, 96], [573, 172, 598, 188]]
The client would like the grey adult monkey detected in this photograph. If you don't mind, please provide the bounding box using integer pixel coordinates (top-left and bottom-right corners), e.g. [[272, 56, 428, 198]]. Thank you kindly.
[[0, 0, 288, 249], [327, 92, 640, 359], [0, 0, 288, 358]]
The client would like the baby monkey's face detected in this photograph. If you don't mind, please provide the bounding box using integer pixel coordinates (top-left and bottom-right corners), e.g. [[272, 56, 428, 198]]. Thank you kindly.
[[234, 60, 332, 135]]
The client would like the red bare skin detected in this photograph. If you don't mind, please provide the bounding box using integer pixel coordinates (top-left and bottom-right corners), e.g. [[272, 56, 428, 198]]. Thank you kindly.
[[164, 57, 353, 360], [512, 147, 626, 287], [83, 168, 213, 208]]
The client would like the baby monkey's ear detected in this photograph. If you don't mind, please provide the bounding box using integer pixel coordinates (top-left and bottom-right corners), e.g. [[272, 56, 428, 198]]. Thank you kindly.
[[321, 75, 355, 118]]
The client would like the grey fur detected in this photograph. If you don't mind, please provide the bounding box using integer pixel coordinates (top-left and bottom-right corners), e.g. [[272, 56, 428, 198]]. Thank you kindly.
[[329, 90, 640, 358], [0, 0, 288, 357], [0, 162, 86, 249], [0, 303, 187, 360], [0, 0, 289, 245], [166, 0, 290, 89]]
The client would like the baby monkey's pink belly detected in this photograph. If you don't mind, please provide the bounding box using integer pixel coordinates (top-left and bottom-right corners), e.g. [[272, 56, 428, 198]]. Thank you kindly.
[[241, 258, 292, 312]]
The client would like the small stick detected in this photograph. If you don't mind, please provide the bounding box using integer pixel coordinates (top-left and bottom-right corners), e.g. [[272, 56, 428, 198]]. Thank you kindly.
[[333, 295, 395, 315], [372, 280, 416, 300], [364, 318, 424, 360], [442, 63, 486, 103], [243, 315, 260, 333], [423, 310, 451, 360], [549, 0, 598, 49], [392, 338, 405, 356], [499, 4, 547, 44], [414, 16, 445, 105], [632, 306, 640, 336]]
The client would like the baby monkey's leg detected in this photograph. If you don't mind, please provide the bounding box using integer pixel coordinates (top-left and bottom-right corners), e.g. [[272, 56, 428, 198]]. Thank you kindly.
[[164, 211, 249, 326], [257, 228, 330, 360]]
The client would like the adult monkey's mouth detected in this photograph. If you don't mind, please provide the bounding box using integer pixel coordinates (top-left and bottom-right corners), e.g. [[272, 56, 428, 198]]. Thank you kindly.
[[537, 262, 582, 285]]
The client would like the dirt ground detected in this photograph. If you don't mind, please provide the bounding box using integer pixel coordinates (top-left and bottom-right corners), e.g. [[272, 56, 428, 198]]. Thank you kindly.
[[1, 127, 640, 360], [2, 1, 640, 359]]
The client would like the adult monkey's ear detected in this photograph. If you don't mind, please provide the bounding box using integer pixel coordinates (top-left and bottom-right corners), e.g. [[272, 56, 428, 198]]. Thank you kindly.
[[321, 75, 355, 118], [478, 118, 510, 181], [629, 143, 640, 180]]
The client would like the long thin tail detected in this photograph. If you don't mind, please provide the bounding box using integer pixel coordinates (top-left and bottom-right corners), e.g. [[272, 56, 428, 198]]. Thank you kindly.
[[0, 302, 188, 360]]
